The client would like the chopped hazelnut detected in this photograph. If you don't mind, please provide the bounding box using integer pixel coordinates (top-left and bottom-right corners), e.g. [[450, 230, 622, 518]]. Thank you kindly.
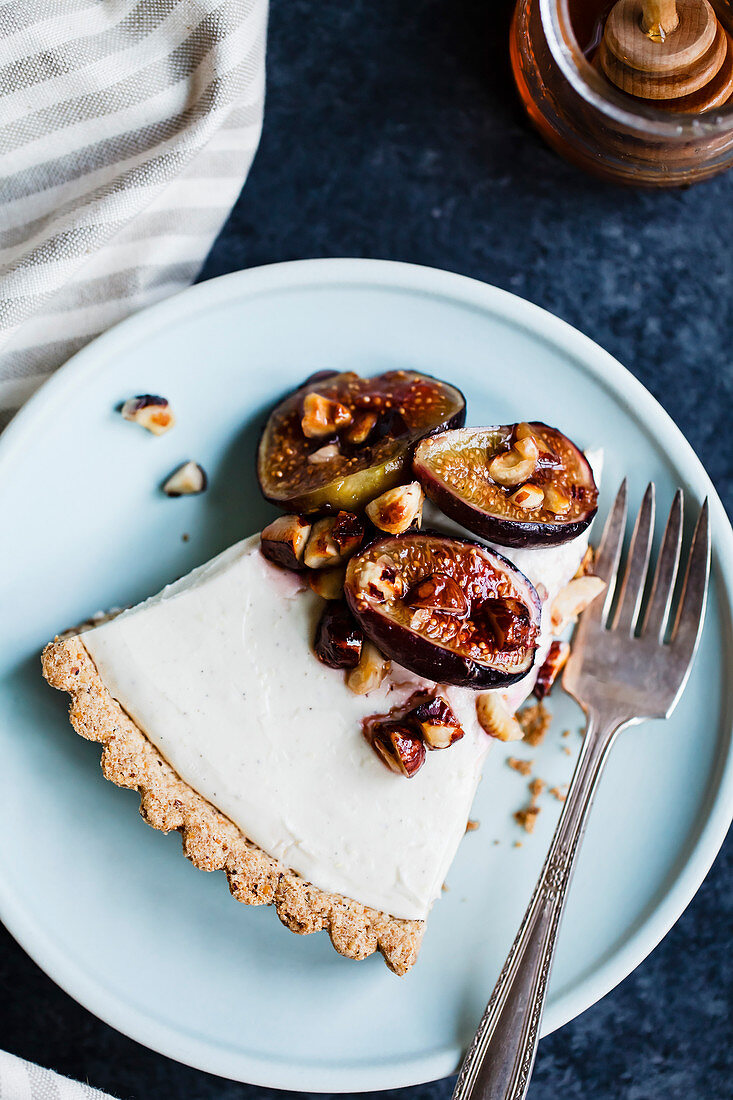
[[488, 436, 539, 487], [345, 410, 378, 445], [476, 693, 524, 742], [407, 694, 464, 749], [509, 483, 544, 510], [308, 443, 340, 464], [261, 514, 311, 571], [368, 721, 426, 778], [549, 575, 606, 634], [465, 819, 480, 832], [543, 484, 572, 515], [162, 461, 207, 496], [366, 482, 424, 534], [121, 394, 175, 435], [301, 392, 353, 438], [507, 757, 533, 776], [533, 640, 571, 700], [347, 641, 391, 694], [574, 546, 595, 578], [356, 558, 404, 603], [303, 511, 365, 569], [313, 601, 363, 669]]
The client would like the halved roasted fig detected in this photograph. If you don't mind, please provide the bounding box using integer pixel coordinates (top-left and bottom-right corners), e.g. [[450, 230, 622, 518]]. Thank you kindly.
[[413, 423, 598, 547], [258, 370, 466, 514], [345, 532, 541, 688]]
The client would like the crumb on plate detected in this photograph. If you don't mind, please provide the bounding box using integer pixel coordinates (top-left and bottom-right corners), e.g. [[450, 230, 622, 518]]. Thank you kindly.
[[518, 701, 552, 746]]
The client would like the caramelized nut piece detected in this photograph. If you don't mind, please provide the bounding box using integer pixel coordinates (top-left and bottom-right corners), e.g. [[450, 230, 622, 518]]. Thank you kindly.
[[574, 545, 595, 578], [408, 694, 464, 749], [358, 558, 404, 603], [476, 692, 524, 742], [308, 443, 340, 464], [347, 641, 391, 694], [308, 566, 346, 599], [301, 392, 353, 438], [369, 721, 426, 778], [514, 422, 538, 443], [261, 514, 312, 570], [366, 482, 424, 534], [405, 572, 468, 618], [162, 461, 207, 496], [533, 640, 571, 700], [121, 394, 175, 435], [345, 409, 378, 445], [488, 436, 539, 487], [549, 575, 606, 634], [314, 601, 363, 669], [543, 484, 572, 515], [303, 511, 365, 569], [510, 483, 544, 510]]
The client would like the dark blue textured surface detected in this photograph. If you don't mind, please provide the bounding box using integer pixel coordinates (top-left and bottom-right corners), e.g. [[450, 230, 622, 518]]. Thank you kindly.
[[1, 1, 730, 1097]]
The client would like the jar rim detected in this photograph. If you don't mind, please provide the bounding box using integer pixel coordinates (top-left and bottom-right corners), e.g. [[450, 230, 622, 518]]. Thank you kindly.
[[540, 0, 733, 137]]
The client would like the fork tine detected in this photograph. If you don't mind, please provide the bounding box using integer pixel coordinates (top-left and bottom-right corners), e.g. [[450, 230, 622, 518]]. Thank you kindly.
[[612, 483, 655, 635], [578, 479, 628, 629], [641, 490, 683, 641], [670, 499, 711, 662]]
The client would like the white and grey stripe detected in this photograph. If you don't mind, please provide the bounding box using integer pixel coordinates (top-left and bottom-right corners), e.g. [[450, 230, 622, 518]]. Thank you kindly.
[[0, 1048, 114, 1099], [0, 0, 268, 429]]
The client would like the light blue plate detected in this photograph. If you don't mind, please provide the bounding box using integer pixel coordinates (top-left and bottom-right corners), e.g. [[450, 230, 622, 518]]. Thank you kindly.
[[0, 260, 731, 1092]]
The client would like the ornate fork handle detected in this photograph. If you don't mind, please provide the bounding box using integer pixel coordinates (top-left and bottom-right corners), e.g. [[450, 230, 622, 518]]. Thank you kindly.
[[452, 708, 630, 1100]]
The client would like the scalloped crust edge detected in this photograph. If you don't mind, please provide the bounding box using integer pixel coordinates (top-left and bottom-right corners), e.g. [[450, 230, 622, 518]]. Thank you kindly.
[[41, 636, 424, 975]]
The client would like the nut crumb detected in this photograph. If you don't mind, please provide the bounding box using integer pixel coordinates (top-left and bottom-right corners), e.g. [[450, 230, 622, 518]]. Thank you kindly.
[[562, 746, 572, 756], [549, 786, 567, 802], [514, 805, 541, 833], [514, 775, 546, 834], [493, 839, 500, 846], [181, 533, 190, 542], [529, 777, 545, 799], [513, 840, 523, 848], [442, 882, 450, 893], [517, 701, 552, 746], [507, 757, 533, 776], [466, 819, 479, 832], [562, 729, 570, 738]]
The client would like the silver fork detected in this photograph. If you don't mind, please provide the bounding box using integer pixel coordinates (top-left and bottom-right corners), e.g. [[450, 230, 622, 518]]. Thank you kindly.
[[452, 481, 711, 1100]]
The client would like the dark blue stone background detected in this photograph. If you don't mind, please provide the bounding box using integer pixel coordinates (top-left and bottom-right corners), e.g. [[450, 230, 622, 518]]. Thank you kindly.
[[2, 1, 731, 1097]]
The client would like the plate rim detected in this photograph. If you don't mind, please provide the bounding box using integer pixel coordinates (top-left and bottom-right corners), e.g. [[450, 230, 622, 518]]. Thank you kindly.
[[1, 257, 731, 1092]]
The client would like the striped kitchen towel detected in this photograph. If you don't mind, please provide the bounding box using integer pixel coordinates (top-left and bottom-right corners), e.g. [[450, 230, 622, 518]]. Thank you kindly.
[[0, 0, 268, 433], [0, 1049, 114, 1099]]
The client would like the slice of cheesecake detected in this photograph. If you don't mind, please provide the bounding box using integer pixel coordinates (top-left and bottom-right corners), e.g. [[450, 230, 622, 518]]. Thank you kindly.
[[43, 537, 495, 974], [42, 503, 596, 973]]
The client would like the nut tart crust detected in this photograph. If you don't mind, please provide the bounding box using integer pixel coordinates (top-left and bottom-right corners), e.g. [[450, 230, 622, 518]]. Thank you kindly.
[[41, 636, 423, 976]]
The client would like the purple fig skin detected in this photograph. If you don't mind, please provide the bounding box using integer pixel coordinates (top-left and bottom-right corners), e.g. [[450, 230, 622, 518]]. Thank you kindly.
[[413, 423, 597, 548], [345, 531, 541, 689]]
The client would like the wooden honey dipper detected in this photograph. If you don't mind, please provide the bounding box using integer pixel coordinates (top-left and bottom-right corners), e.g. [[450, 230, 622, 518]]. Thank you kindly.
[[599, 0, 733, 112]]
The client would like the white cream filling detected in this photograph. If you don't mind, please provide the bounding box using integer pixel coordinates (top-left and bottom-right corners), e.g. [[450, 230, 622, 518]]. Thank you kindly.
[[81, 451, 600, 922], [82, 538, 490, 921]]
